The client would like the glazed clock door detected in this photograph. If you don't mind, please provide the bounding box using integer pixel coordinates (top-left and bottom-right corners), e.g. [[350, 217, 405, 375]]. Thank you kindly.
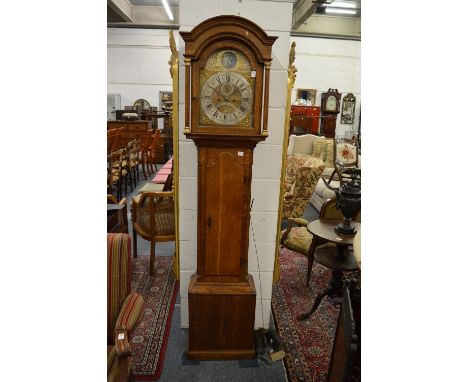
[[199, 147, 251, 281]]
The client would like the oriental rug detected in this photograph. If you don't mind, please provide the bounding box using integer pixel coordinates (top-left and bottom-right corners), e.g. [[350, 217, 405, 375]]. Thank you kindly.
[[130, 255, 178, 381], [272, 247, 358, 382]]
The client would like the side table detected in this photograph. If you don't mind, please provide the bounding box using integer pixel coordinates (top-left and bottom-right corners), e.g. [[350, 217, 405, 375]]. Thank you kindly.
[[298, 219, 360, 321]]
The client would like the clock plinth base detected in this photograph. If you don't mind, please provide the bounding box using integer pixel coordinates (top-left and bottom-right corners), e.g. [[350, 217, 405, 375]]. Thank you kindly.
[[187, 274, 256, 360]]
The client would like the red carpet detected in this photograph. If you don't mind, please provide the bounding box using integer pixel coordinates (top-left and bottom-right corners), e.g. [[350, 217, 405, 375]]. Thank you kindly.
[[130, 256, 178, 381], [272, 247, 358, 382]]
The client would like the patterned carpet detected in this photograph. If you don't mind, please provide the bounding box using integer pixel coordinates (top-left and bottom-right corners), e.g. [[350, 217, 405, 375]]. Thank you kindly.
[[130, 255, 179, 381], [272, 248, 358, 382]]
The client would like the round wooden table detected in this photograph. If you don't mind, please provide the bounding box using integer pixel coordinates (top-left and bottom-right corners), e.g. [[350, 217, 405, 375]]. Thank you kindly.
[[297, 219, 360, 321]]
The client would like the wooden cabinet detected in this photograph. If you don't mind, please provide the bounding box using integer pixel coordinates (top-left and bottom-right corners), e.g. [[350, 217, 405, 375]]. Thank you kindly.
[[290, 105, 320, 135], [107, 120, 152, 149]]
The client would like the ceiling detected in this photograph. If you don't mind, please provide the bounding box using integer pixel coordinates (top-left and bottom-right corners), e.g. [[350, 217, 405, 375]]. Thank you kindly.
[[107, 0, 360, 39], [128, 0, 179, 6]]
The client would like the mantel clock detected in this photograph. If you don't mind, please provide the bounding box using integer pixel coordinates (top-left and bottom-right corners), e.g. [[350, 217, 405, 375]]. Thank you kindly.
[[320, 88, 342, 137], [180, 15, 277, 360]]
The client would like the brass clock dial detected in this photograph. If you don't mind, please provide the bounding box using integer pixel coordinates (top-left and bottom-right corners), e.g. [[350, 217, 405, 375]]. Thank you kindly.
[[199, 49, 254, 127], [200, 71, 253, 125]]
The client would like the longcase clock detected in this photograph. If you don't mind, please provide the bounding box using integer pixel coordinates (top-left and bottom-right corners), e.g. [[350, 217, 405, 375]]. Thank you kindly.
[[180, 15, 277, 360], [320, 88, 342, 138]]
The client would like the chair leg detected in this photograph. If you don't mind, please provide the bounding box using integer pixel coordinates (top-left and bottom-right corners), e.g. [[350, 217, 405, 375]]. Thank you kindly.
[[117, 179, 121, 201], [141, 157, 148, 180], [149, 240, 155, 275], [133, 228, 137, 258], [306, 237, 319, 287]]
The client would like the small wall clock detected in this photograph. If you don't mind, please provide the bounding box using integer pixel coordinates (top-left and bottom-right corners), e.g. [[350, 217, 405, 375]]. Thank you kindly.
[[340, 92, 356, 125]]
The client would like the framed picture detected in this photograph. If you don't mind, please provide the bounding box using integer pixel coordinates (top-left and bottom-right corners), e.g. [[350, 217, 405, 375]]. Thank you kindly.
[[296, 88, 317, 105], [340, 93, 356, 125]]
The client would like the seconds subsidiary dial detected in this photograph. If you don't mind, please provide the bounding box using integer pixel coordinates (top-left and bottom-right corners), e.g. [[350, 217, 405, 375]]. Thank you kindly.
[[200, 71, 253, 126]]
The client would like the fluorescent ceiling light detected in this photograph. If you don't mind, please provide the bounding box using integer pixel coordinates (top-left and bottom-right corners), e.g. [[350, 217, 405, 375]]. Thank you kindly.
[[325, 8, 357, 15], [162, 0, 174, 21], [330, 1, 357, 9]]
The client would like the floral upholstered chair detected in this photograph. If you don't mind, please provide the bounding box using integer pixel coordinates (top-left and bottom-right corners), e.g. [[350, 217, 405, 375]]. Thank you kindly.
[[311, 136, 359, 211], [282, 155, 325, 219], [107, 233, 144, 382], [326, 136, 359, 185], [281, 197, 360, 286]]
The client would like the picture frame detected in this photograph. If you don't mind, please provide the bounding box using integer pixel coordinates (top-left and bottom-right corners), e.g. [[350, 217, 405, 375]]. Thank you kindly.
[[340, 93, 356, 125], [296, 88, 317, 105]]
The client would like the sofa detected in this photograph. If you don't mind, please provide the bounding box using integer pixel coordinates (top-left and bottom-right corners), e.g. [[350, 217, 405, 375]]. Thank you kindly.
[[287, 134, 344, 212]]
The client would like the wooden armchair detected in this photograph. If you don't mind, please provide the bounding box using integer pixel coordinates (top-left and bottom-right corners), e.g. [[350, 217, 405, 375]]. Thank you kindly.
[[281, 197, 360, 286], [131, 191, 175, 275], [139, 129, 154, 179], [126, 139, 140, 191], [148, 129, 161, 170], [108, 149, 128, 201], [108, 127, 125, 155], [107, 233, 144, 382]]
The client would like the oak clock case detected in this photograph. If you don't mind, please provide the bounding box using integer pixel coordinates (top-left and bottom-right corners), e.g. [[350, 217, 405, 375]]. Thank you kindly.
[[180, 15, 277, 361]]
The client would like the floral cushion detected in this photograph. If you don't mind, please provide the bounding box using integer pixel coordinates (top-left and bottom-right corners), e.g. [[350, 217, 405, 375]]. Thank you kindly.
[[311, 138, 334, 168]]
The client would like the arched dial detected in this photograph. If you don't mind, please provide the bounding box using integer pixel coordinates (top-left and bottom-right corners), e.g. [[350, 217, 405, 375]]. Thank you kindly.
[[200, 71, 253, 126], [326, 95, 337, 111]]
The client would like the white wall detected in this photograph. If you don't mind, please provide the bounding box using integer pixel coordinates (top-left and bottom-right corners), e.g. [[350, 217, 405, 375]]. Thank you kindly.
[[178, 0, 294, 329], [291, 36, 361, 136], [107, 28, 179, 127]]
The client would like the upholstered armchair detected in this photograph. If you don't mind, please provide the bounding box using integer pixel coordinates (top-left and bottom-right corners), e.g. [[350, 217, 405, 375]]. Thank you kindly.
[[282, 155, 325, 219], [107, 233, 144, 382]]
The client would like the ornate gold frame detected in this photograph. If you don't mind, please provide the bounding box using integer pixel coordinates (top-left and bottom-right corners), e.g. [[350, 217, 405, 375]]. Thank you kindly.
[[273, 42, 297, 283], [169, 30, 180, 280]]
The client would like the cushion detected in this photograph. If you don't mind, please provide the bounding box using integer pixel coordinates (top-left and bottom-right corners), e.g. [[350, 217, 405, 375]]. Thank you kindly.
[[138, 182, 164, 194], [311, 138, 334, 168], [283, 226, 313, 254], [157, 168, 172, 175], [313, 178, 339, 200], [290, 135, 316, 156], [153, 174, 168, 184]]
